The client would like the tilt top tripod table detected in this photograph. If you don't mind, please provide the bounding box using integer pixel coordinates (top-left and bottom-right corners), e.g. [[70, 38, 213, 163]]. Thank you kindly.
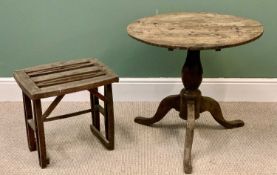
[[127, 12, 263, 173]]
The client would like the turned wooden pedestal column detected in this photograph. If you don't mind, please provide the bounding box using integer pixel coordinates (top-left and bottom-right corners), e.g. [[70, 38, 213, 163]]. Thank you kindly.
[[127, 12, 263, 173]]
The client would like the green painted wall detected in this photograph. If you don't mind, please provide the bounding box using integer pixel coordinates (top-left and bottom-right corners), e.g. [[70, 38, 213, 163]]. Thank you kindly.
[[0, 0, 275, 77]]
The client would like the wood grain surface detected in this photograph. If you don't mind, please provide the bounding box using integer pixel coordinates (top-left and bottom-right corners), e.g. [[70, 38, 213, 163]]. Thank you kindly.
[[127, 12, 263, 50]]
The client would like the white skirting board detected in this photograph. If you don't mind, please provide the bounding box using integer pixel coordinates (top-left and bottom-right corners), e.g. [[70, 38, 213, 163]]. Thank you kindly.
[[1, 77, 277, 102]]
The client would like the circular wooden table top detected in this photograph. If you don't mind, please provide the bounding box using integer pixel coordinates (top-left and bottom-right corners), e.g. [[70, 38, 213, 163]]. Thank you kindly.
[[127, 12, 263, 50]]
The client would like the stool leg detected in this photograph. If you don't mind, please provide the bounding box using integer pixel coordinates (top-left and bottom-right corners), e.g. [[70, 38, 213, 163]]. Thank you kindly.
[[90, 88, 100, 130], [33, 99, 49, 168], [89, 85, 115, 150], [104, 84, 115, 150], [22, 92, 36, 151]]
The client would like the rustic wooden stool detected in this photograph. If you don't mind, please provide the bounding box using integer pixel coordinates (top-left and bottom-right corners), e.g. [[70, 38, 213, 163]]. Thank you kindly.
[[13, 58, 119, 168]]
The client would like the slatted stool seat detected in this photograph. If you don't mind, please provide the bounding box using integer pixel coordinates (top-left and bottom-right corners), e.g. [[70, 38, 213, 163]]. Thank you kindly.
[[13, 58, 119, 168]]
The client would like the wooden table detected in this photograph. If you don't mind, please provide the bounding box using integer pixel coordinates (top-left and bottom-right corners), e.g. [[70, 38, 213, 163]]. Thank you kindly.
[[127, 12, 263, 173]]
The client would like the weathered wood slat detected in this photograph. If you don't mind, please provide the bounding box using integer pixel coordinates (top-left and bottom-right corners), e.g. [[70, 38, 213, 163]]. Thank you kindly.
[[26, 60, 90, 73], [31, 66, 101, 83], [23, 58, 93, 73], [37, 72, 106, 88], [127, 12, 264, 50], [27, 62, 95, 77]]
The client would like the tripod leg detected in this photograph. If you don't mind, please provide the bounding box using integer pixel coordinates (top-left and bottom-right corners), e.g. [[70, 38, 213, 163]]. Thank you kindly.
[[200, 96, 244, 129], [134, 95, 180, 126]]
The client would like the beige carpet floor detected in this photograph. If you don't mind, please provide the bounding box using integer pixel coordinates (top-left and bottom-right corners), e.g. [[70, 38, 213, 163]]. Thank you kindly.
[[0, 102, 277, 175]]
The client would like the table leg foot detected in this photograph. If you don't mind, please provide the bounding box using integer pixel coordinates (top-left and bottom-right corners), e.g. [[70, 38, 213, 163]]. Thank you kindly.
[[134, 95, 180, 126], [200, 96, 244, 129], [180, 90, 198, 174], [183, 101, 195, 174], [184, 163, 192, 174]]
